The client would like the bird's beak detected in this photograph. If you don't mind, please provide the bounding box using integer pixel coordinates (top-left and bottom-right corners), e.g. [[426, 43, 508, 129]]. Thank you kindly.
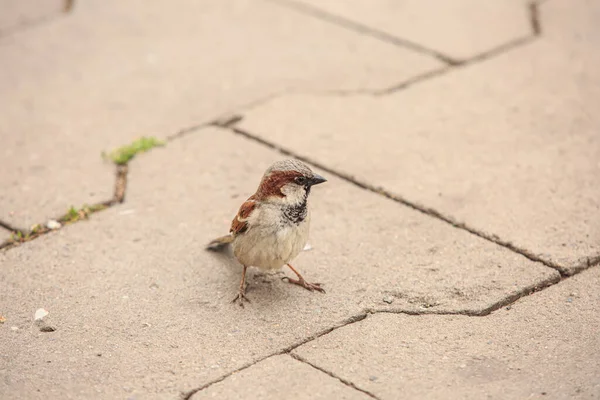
[[309, 174, 327, 186]]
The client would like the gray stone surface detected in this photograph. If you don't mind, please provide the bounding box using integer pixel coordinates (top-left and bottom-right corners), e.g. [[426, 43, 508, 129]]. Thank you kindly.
[[239, 0, 600, 274], [0, 0, 66, 34], [190, 355, 370, 400], [0, 0, 440, 230], [0, 128, 558, 399], [287, 0, 532, 61], [293, 266, 600, 400]]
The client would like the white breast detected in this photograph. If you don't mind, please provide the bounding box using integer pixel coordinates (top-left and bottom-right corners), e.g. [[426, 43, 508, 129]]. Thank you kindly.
[[232, 205, 310, 270]]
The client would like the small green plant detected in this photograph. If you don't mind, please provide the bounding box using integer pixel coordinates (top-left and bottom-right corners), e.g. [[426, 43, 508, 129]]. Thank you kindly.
[[59, 203, 108, 224], [10, 231, 24, 242], [30, 224, 43, 234], [60, 206, 80, 223], [102, 136, 165, 165]]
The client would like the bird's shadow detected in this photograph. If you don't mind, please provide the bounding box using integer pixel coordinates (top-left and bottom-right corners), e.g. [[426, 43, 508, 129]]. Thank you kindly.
[[204, 244, 289, 305]]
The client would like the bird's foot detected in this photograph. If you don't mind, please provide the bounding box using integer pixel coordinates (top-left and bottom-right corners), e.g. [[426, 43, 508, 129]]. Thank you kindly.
[[231, 288, 251, 307], [283, 276, 326, 293]]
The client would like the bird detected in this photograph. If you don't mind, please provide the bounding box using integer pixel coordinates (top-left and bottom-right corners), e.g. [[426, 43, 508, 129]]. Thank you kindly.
[[206, 159, 327, 306]]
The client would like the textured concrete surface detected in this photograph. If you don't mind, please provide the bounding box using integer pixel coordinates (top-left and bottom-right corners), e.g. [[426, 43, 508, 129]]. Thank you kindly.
[[190, 355, 371, 400], [2, 0, 598, 398], [0, 0, 439, 230], [0, 228, 11, 243], [0, 0, 67, 34], [239, 0, 600, 274], [285, 0, 533, 61], [0, 129, 558, 399], [293, 266, 600, 400]]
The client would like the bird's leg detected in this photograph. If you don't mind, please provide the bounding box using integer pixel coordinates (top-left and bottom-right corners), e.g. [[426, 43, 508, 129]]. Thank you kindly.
[[283, 264, 325, 293], [231, 265, 250, 306]]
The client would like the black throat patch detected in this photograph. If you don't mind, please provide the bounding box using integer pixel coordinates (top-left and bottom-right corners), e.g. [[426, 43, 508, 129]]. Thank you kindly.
[[282, 197, 308, 224]]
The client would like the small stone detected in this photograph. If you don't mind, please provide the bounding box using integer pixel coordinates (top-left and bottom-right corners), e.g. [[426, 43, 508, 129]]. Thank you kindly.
[[566, 297, 573, 303], [11, 326, 18, 331], [149, 283, 159, 289], [505, 306, 512, 310], [34, 308, 49, 321], [46, 220, 61, 230], [39, 325, 56, 332], [0, 315, 6, 324], [383, 296, 394, 304], [369, 376, 378, 382], [303, 243, 313, 251]]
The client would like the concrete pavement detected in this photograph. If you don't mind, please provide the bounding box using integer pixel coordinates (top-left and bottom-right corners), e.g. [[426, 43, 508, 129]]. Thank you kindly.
[[1, 0, 598, 399]]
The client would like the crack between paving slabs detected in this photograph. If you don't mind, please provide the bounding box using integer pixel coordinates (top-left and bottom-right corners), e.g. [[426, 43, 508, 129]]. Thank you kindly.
[[0, 220, 25, 236], [378, 0, 542, 95], [289, 353, 381, 399], [0, 0, 76, 39], [0, 163, 128, 251], [265, 0, 459, 65], [180, 313, 369, 400], [371, 276, 562, 317], [378, 34, 538, 95]]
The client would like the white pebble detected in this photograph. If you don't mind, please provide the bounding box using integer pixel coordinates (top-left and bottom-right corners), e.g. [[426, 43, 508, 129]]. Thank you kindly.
[[35, 308, 49, 321], [46, 220, 61, 230]]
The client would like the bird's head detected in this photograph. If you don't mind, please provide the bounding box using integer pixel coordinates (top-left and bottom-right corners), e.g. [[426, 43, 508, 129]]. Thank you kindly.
[[256, 159, 327, 205]]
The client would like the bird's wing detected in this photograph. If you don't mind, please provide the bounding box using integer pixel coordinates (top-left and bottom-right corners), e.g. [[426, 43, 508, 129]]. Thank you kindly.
[[230, 196, 257, 236]]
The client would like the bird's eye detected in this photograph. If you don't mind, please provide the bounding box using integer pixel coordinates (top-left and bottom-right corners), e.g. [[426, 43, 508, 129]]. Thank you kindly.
[[295, 176, 308, 185]]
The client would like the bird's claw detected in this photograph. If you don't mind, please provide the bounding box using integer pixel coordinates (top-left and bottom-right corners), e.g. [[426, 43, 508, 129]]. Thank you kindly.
[[231, 291, 251, 307], [282, 276, 326, 294]]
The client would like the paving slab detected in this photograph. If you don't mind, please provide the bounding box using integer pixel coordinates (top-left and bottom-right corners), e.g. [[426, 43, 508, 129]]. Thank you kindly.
[[284, 0, 532, 61], [0, 127, 557, 399], [0, 0, 67, 34], [293, 266, 600, 400], [190, 355, 370, 400], [0, 0, 440, 230], [0, 227, 12, 243], [238, 0, 600, 274]]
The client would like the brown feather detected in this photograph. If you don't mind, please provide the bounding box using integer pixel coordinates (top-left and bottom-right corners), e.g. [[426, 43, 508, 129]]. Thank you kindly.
[[256, 170, 303, 198], [230, 196, 257, 235], [205, 234, 234, 251]]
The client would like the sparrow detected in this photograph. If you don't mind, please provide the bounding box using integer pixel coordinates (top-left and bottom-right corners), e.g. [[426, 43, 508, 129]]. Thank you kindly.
[[207, 159, 327, 306]]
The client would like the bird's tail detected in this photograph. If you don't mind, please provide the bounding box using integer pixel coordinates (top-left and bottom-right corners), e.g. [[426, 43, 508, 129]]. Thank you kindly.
[[206, 234, 234, 251]]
